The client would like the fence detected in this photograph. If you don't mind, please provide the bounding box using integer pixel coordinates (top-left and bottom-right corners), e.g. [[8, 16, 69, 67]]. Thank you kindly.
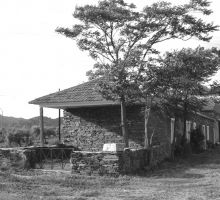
[[34, 147, 73, 170]]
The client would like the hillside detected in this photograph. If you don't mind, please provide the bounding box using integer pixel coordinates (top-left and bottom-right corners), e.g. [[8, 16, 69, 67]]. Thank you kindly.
[[0, 115, 62, 128]]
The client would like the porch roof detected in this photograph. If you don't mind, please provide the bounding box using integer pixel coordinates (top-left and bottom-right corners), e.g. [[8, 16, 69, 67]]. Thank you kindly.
[[29, 77, 219, 114], [29, 77, 119, 109]]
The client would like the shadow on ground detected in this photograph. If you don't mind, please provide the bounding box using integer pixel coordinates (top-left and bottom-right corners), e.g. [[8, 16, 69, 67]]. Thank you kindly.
[[137, 147, 220, 179]]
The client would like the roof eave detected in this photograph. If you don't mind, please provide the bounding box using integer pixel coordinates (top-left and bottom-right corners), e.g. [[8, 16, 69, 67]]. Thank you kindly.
[[33, 100, 120, 109]]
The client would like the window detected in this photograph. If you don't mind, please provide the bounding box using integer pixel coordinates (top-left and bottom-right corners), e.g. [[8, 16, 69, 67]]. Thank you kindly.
[[207, 126, 210, 141], [202, 125, 206, 149], [171, 118, 175, 143], [186, 121, 191, 141]]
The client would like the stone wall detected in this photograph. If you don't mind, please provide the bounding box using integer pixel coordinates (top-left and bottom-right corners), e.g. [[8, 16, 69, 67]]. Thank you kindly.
[[0, 148, 34, 170], [63, 105, 170, 151], [70, 142, 171, 176], [151, 142, 171, 166]]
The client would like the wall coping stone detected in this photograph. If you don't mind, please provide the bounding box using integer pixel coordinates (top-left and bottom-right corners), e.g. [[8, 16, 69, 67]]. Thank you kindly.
[[103, 143, 125, 151]]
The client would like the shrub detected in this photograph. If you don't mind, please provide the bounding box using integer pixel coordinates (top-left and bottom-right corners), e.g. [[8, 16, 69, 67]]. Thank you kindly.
[[7, 128, 30, 147], [190, 126, 204, 153], [31, 126, 57, 138], [31, 125, 40, 137], [182, 142, 192, 158], [0, 128, 7, 143]]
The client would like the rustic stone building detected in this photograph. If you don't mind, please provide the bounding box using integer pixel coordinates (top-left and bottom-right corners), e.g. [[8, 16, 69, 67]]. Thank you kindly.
[[29, 78, 220, 150]]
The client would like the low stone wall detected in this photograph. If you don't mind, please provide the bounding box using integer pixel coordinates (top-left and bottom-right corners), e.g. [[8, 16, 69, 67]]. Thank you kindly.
[[0, 148, 34, 170], [71, 143, 171, 176], [151, 142, 171, 166], [70, 150, 146, 176]]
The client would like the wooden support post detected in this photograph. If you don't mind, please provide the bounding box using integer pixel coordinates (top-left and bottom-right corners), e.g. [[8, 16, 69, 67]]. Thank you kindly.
[[58, 89, 61, 144], [40, 107, 44, 146], [59, 108, 61, 143]]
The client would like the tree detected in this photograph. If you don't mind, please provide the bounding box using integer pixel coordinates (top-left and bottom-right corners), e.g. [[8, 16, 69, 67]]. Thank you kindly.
[[190, 126, 204, 153], [158, 47, 220, 158], [56, 0, 218, 148], [137, 61, 170, 146]]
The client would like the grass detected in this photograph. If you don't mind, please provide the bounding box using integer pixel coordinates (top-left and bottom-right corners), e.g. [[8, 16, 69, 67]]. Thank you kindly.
[[2, 147, 220, 199]]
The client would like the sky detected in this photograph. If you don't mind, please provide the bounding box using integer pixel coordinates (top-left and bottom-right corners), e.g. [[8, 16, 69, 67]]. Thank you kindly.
[[0, 0, 220, 119]]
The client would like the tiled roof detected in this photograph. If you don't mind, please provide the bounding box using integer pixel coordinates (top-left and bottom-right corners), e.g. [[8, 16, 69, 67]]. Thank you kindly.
[[29, 77, 219, 114], [203, 98, 215, 111], [29, 77, 107, 105]]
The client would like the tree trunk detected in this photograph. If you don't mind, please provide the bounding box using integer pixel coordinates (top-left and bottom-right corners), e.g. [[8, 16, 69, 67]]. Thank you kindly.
[[144, 98, 151, 149], [183, 102, 187, 144], [121, 97, 129, 147], [171, 119, 176, 160]]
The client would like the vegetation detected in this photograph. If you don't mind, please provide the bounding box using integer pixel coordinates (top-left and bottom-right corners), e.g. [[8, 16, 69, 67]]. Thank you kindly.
[[157, 47, 220, 158], [2, 148, 220, 199], [190, 126, 205, 153], [56, 0, 218, 150], [0, 115, 62, 129], [0, 125, 59, 148], [7, 128, 31, 147]]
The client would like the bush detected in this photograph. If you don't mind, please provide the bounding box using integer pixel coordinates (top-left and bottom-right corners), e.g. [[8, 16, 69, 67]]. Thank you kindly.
[[190, 126, 204, 153], [0, 128, 7, 143], [31, 126, 57, 139], [182, 142, 192, 158], [7, 128, 30, 147]]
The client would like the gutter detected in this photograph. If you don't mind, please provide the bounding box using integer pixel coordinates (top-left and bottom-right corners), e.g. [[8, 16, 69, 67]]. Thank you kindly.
[[196, 112, 215, 121]]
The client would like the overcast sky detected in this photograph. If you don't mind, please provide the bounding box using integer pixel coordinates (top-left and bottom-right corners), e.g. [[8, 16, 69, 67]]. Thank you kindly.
[[0, 0, 220, 119]]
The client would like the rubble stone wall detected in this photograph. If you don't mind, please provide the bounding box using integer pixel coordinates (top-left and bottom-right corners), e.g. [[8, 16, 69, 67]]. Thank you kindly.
[[63, 105, 171, 151], [71, 142, 171, 176], [0, 148, 34, 170]]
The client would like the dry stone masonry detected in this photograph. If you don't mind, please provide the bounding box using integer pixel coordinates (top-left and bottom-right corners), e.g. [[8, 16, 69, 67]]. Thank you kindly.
[[70, 142, 171, 176], [63, 105, 170, 151], [0, 148, 34, 170]]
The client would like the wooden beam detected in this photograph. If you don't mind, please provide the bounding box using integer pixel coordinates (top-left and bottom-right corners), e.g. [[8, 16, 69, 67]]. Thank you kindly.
[[59, 108, 61, 143], [40, 107, 44, 146]]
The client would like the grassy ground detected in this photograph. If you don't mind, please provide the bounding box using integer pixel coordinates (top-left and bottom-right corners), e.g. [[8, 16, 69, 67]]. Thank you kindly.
[[1, 148, 220, 200]]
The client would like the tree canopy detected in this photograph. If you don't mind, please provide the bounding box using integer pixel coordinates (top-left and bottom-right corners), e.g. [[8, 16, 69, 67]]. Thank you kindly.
[[56, 0, 219, 148], [158, 47, 220, 140], [57, 0, 218, 66]]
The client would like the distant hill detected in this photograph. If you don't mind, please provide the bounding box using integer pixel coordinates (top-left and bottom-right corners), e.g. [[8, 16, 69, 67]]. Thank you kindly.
[[0, 115, 62, 128]]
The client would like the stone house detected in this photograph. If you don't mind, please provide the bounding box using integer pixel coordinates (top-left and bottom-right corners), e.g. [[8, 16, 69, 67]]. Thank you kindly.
[[29, 78, 220, 150]]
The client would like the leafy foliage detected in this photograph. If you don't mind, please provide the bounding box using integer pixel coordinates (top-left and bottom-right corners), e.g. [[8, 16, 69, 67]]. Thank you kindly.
[[157, 47, 220, 138], [1, 115, 62, 129], [7, 128, 30, 147], [190, 126, 205, 153], [56, 0, 218, 103], [0, 128, 7, 143], [31, 126, 57, 138], [56, 0, 219, 149]]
